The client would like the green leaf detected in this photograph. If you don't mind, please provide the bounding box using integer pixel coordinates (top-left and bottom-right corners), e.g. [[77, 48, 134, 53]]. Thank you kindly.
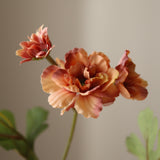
[[0, 110, 17, 150], [13, 140, 29, 157], [0, 109, 39, 159], [0, 110, 28, 155], [0, 110, 16, 139], [0, 110, 16, 128], [126, 133, 145, 160], [0, 140, 15, 150], [138, 108, 158, 152], [26, 106, 48, 146]]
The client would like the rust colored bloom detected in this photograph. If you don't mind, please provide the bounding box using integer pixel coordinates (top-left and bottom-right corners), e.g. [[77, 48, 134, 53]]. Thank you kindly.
[[41, 48, 119, 118], [16, 25, 54, 63], [115, 50, 148, 100]]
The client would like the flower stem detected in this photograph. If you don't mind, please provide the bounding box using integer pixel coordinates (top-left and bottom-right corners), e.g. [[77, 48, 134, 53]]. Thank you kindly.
[[46, 55, 57, 65], [62, 109, 78, 160], [146, 138, 149, 160]]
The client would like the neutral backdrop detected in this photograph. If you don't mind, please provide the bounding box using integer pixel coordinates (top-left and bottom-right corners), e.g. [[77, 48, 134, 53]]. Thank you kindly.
[[0, 0, 160, 160]]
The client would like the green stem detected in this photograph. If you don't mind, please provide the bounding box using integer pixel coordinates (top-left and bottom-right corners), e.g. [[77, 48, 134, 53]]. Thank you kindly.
[[146, 138, 149, 160], [62, 109, 78, 160], [26, 150, 38, 160], [46, 55, 57, 65]]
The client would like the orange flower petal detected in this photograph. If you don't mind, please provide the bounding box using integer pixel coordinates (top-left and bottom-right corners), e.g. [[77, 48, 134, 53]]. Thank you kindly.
[[65, 48, 88, 69], [118, 83, 130, 99], [115, 67, 128, 83], [61, 101, 75, 115], [48, 88, 76, 112], [101, 95, 115, 106], [68, 62, 85, 78], [74, 95, 102, 118], [20, 58, 33, 64], [16, 25, 54, 63], [52, 69, 79, 92], [125, 84, 148, 100], [16, 49, 31, 58], [41, 65, 60, 93], [86, 72, 108, 89], [117, 50, 130, 66], [89, 52, 110, 73], [52, 69, 69, 86], [93, 87, 118, 106], [116, 50, 148, 100], [83, 67, 90, 79], [30, 33, 41, 43], [101, 68, 119, 92]]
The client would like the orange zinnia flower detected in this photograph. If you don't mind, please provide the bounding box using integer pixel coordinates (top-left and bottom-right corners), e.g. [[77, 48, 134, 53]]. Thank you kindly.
[[16, 25, 54, 63], [41, 48, 119, 118], [115, 50, 148, 100]]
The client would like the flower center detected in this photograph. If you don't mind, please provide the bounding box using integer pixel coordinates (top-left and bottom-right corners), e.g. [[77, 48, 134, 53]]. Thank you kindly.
[[79, 77, 87, 86]]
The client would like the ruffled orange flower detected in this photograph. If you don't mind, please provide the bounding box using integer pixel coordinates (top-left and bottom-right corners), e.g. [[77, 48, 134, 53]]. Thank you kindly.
[[115, 50, 148, 100], [41, 48, 119, 118], [16, 25, 54, 63]]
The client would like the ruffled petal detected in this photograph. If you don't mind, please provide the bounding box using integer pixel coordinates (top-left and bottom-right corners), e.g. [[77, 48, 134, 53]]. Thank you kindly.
[[35, 51, 46, 58], [115, 50, 130, 84], [65, 48, 89, 69], [61, 101, 75, 115], [16, 49, 31, 58], [89, 72, 108, 88], [52, 69, 79, 92], [118, 83, 130, 99], [89, 52, 110, 73], [83, 67, 90, 79], [52, 69, 69, 86], [125, 84, 148, 100], [48, 88, 76, 113], [117, 50, 130, 66], [30, 33, 41, 43], [116, 50, 148, 100], [74, 95, 102, 118], [68, 62, 85, 78], [20, 58, 32, 64], [41, 65, 60, 93], [101, 68, 119, 92], [92, 87, 118, 106], [116, 67, 128, 83]]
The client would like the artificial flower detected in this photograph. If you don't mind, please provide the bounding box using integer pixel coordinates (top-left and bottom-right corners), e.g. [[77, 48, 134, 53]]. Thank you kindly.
[[16, 25, 54, 63], [41, 48, 119, 118], [115, 50, 148, 100]]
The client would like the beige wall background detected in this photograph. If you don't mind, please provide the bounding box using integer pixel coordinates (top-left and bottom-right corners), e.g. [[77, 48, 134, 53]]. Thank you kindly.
[[0, 0, 160, 159]]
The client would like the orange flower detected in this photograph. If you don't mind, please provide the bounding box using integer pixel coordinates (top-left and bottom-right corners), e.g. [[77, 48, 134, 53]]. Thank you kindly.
[[16, 25, 54, 63], [41, 48, 119, 118], [115, 50, 148, 100]]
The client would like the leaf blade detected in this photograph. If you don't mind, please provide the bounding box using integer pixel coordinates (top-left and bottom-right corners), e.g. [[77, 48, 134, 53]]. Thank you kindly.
[[0, 110, 16, 128], [0, 110, 18, 150], [26, 106, 49, 146], [126, 133, 145, 159], [138, 108, 158, 152]]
